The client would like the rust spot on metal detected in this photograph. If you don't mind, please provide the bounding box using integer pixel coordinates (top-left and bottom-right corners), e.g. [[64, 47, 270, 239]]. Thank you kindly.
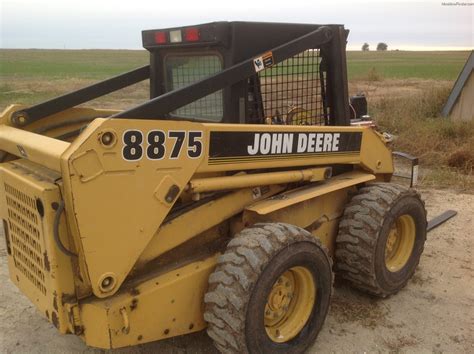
[[137, 335, 143, 341], [61, 293, 77, 304], [43, 251, 50, 272], [52, 311, 59, 328], [130, 298, 138, 311], [52, 292, 58, 311], [130, 288, 140, 296]]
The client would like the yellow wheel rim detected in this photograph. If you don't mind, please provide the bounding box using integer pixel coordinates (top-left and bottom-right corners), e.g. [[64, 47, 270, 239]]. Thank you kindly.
[[264, 266, 316, 343], [385, 214, 416, 272]]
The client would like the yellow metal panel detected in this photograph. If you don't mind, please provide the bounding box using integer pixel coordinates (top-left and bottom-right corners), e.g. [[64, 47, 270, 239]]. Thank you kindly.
[[59, 119, 205, 298], [311, 218, 340, 255], [79, 255, 217, 349], [137, 185, 284, 266], [79, 302, 111, 348], [0, 125, 69, 171], [246, 170, 375, 215], [244, 187, 351, 254], [0, 161, 77, 333], [359, 129, 394, 174], [54, 118, 391, 299]]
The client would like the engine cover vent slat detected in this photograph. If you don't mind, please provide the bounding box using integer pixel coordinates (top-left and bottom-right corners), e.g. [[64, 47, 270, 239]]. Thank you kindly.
[[4, 183, 46, 295]]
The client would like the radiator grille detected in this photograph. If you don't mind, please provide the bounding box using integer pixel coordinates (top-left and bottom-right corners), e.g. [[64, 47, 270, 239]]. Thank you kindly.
[[4, 183, 46, 295]]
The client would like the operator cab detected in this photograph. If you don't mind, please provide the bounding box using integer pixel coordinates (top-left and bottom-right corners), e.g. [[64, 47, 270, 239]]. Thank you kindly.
[[142, 22, 351, 126], [9, 22, 352, 132]]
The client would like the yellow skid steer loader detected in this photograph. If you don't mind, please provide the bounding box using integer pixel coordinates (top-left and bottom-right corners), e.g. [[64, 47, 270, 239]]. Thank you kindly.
[[0, 22, 428, 353]]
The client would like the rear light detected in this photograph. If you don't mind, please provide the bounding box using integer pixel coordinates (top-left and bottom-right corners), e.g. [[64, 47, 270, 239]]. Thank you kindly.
[[151, 27, 201, 45], [154, 31, 167, 44], [169, 30, 182, 43], [184, 27, 200, 42]]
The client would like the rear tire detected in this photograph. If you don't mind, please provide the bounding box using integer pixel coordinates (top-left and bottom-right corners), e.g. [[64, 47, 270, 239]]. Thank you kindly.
[[204, 223, 333, 354], [335, 183, 427, 297]]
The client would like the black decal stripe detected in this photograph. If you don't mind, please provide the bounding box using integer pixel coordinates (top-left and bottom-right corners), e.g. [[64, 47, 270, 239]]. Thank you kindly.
[[209, 131, 363, 159]]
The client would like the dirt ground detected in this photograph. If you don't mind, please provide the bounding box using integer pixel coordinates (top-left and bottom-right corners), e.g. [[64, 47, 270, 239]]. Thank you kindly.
[[0, 187, 473, 354]]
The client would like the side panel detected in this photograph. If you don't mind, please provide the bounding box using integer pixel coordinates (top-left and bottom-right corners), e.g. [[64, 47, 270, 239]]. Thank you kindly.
[[80, 256, 217, 349], [244, 189, 348, 255], [136, 184, 284, 268], [60, 119, 205, 299], [243, 171, 376, 254], [58, 118, 392, 299], [0, 161, 77, 333]]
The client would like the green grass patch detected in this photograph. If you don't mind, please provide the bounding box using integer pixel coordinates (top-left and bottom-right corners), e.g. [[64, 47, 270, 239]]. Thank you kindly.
[[346, 51, 470, 80], [0, 49, 469, 81], [0, 49, 148, 79]]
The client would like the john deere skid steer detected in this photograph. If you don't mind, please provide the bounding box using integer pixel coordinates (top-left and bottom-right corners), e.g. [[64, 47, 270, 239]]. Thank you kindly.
[[0, 22, 427, 353]]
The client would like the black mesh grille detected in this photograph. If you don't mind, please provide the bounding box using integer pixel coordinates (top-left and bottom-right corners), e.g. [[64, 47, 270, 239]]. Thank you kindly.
[[250, 49, 328, 125], [166, 54, 223, 121]]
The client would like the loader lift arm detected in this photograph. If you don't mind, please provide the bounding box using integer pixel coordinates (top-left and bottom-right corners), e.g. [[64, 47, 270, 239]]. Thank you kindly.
[[9, 24, 350, 127], [11, 66, 150, 126]]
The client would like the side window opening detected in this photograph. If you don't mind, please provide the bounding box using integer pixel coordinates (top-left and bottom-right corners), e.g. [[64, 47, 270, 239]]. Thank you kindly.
[[165, 54, 224, 121]]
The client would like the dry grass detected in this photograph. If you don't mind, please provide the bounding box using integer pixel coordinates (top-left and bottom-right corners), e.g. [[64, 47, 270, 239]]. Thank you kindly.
[[366, 67, 383, 82], [370, 85, 474, 192], [0, 77, 149, 112]]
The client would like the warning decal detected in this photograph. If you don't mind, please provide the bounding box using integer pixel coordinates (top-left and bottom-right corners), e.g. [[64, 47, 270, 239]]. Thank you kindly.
[[253, 52, 274, 72]]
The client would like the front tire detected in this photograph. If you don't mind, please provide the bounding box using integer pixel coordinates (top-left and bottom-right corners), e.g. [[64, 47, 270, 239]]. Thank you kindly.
[[335, 182, 427, 297], [204, 223, 333, 354]]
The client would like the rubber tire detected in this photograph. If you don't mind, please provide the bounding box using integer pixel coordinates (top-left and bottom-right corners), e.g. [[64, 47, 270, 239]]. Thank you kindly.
[[335, 182, 427, 297], [204, 223, 333, 354]]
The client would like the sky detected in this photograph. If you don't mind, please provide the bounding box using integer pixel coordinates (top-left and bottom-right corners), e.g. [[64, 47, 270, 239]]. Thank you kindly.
[[0, 0, 472, 50]]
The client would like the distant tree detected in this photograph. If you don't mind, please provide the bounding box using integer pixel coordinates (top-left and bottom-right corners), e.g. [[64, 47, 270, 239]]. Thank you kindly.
[[377, 42, 388, 51], [362, 43, 370, 51]]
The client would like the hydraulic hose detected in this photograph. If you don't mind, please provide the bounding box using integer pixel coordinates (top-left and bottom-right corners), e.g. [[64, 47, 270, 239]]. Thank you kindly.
[[53, 201, 78, 257]]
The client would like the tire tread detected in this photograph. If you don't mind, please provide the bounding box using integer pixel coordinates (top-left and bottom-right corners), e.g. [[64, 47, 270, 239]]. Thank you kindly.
[[335, 182, 426, 297], [204, 222, 332, 353]]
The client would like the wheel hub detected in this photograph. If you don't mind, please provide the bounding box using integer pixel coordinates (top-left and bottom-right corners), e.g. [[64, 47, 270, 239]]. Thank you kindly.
[[264, 266, 316, 343], [385, 214, 416, 272], [265, 274, 294, 324]]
